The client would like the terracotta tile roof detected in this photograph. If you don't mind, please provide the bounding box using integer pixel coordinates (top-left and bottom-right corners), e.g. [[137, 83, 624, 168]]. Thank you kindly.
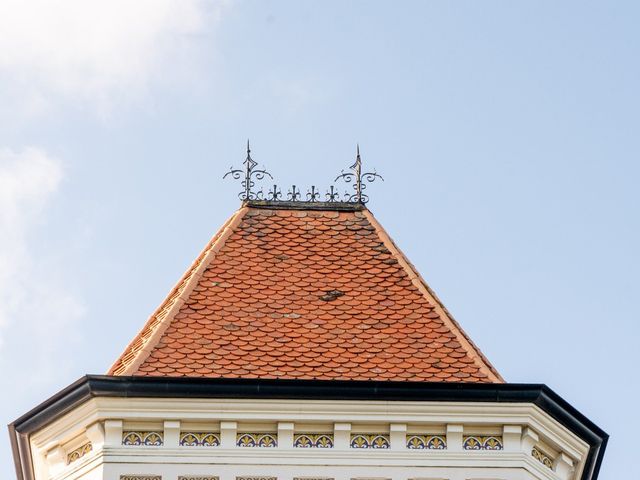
[[109, 203, 502, 383]]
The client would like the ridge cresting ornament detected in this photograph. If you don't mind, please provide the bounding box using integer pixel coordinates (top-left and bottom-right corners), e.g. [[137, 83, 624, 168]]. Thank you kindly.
[[224, 143, 382, 204]]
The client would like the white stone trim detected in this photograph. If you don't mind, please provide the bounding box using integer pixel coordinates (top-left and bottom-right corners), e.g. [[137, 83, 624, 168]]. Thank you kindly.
[[389, 424, 406, 451], [278, 423, 295, 450], [334, 423, 351, 450], [503, 424, 522, 452], [30, 398, 590, 480], [163, 421, 180, 449], [445, 425, 463, 452], [220, 422, 237, 448]]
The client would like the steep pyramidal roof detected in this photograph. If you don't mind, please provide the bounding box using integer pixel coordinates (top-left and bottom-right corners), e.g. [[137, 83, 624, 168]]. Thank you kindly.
[[110, 202, 502, 383]]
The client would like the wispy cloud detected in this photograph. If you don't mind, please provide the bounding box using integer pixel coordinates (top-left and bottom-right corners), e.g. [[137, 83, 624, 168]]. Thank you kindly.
[[0, 0, 224, 115], [0, 148, 84, 387]]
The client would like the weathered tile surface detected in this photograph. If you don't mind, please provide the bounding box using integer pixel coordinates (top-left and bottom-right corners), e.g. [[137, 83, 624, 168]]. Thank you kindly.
[[110, 206, 501, 383]]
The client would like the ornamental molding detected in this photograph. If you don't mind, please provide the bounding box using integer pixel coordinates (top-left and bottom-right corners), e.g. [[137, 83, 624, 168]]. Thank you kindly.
[[406, 435, 446, 450], [32, 398, 589, 460], [350, 434, 390, 449], [120, 477, 161, 480], [237, 433, 278, 448], [179, 432, 220, 447], [462, 435, 504, 451], [30, 398, 590, 480], [122, 431, 163, 446], [178, 477, 219, 480], [66, 442, 92, 464], [532, 446, 555, 469], [294, 434, 334, 448]]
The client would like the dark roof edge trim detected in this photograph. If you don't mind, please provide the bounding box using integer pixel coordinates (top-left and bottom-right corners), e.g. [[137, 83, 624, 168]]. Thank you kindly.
[[243, 200, 365, 211], [9, 376, 607, 480]]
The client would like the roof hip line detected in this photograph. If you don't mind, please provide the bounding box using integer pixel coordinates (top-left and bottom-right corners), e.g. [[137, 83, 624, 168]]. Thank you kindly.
[[108, 207, 250, 375], [362, 210, 504, 383]]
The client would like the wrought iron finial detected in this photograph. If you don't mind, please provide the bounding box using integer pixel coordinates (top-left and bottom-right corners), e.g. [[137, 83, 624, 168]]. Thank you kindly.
[[326, 185, 340, 202], [224, 140, 273, 200], [306, 185, 320, 202], [267, 184, 282, 201], [334, 145, 383, 204], [288, 185, 301, 201], [224, 143, 383, 205]]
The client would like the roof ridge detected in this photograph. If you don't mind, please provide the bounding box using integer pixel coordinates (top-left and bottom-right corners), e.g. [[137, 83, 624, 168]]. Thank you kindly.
[[362, 210, 504, 383], [108, 207, 249, 375]]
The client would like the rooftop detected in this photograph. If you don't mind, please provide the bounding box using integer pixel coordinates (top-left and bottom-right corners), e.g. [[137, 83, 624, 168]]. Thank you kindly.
[[109, 200, 502, 382]]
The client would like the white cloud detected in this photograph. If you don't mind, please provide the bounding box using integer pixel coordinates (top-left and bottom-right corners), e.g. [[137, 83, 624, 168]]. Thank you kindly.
[[0, 0, 222, 113], [0, 147, 84, 386]]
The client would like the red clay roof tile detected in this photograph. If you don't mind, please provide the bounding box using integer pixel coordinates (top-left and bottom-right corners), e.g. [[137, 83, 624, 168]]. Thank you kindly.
[[108, 204, 502, 383]]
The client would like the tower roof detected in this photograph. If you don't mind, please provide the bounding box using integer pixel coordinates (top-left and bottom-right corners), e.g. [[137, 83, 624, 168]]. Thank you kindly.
[[109, 201, 502, 383]]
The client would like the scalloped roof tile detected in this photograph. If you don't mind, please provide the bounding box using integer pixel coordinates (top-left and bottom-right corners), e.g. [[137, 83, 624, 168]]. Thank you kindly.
[[109, 203, 502, 383]]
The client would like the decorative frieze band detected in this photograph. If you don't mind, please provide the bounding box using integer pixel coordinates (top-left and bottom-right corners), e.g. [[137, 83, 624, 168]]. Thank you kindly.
[[122, 431, 164, 446], [178, 477, 219, 480], [112, 422, 573, 468], [180, 432, 220, 447], [532, 446, 554, 469], [66, 442, 92, 464], [350, 434, 390, 449], [406, 435, 446, 450], [235, 477, 277, 480], [293, 433, 334, 448], [293, 478, 334, 480], [236, 433, 277, 448], [120, 476, 161, 480], [462, 436, 503, 450]]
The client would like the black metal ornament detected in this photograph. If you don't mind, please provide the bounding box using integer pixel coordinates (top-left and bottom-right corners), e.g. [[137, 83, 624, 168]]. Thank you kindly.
[[334, 145, 383, 204], [224, 142, 382, 204], [223, 140, 273, 200]]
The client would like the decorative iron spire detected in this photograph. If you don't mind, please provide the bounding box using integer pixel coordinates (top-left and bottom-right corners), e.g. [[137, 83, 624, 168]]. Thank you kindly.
[[225, 142, 382, 204], [224, 140, 273, 200], [352, 144, 363, 202], [243, 140, 257, 199], [335, 144, 383, 204]]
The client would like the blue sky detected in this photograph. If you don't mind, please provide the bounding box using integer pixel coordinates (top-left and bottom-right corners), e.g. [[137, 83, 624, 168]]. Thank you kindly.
[[1, 1, 638, 478]]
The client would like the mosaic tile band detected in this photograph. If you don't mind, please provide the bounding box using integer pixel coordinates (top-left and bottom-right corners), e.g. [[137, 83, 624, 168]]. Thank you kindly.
[[179, 432, 221, 447], [406, 435, 446, 450], [462, 436, 503, 450], [235, 477, 277, 480], [350, 434, 390, 449], [293, 434, 334, 448], [236, 433, 277, 448], [178, 477, 219, 480], [66, 442, 92, 464], [122, 431, 164, 446], [532, 447, 554, 469], [120, 476, 161, 480], [293, 478, 335, 480]]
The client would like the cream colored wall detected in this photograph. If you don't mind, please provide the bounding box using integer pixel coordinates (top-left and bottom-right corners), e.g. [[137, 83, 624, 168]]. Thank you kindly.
[[103, 463, 545, 480], [29, 398, 588, 480]]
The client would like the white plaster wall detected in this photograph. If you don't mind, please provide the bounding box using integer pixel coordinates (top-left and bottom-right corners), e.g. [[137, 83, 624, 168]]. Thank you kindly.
[[32, 398, 586, 480], [103, 463, 543, 480]]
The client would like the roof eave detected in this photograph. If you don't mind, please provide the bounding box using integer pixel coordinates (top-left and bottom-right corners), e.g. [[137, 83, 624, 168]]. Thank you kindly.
[[9, 376, 607, 480]]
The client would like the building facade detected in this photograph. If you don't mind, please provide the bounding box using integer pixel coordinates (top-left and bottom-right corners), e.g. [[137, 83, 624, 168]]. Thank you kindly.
[[10, 159, 607, 480]]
